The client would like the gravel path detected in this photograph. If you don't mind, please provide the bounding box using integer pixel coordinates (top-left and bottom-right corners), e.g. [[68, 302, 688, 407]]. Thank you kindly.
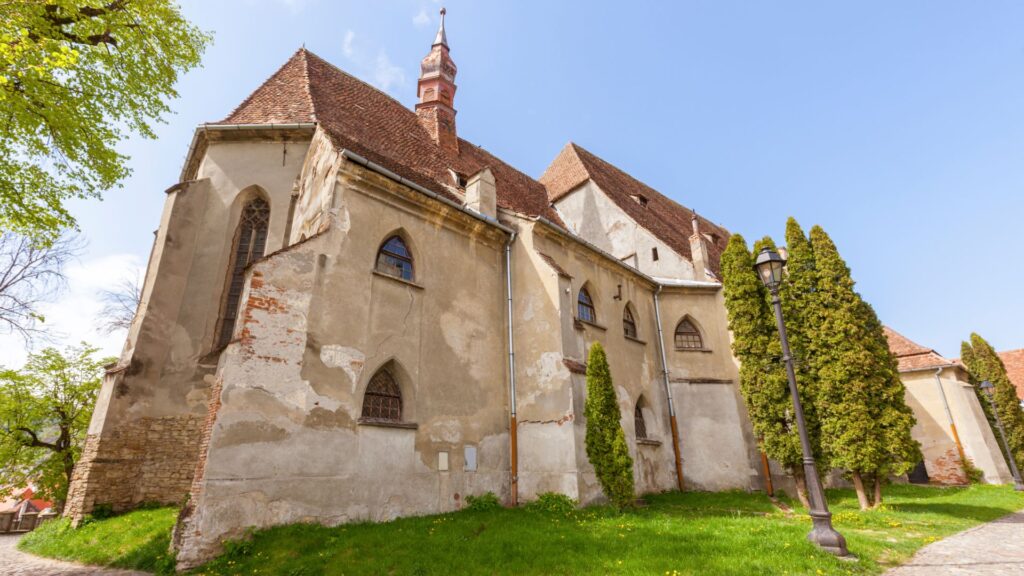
[[884, 510, 1024, 575], [0, 534, 149, 576]]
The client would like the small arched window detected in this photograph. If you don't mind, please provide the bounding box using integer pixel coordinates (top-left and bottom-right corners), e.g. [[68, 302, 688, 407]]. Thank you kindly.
[[623, 305, 638, 339], [361, 369, 403, 422], [577, 287, 596, 323], [674, 318, 704, 350], [216, 196, 270, 349], [634, 404, 648, 440], [376, 235, 414, 281]]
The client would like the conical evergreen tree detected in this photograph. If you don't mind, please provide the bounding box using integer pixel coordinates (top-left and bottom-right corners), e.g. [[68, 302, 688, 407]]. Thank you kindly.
[[808, 226, 917, 509], [780, 218, 825, 468], [583, 342, 635, 508], [720, 234, 810, 506], [960, 333, 1024, 473]]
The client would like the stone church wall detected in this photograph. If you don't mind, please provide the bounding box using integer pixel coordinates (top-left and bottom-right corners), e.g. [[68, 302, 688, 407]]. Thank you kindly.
[[65, 135, 311, 522], [175, 163, 514, 567]]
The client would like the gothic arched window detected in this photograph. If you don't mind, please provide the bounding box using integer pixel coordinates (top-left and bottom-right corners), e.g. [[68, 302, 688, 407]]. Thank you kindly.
[[623, 305, 638, 339], [376, 235, 414, 281], [674, 317, 704, 350], [361, 369, 403, 422], [216, 197, 270, 349], [577, 287, 596, 323], [634, 403, 648, 440]]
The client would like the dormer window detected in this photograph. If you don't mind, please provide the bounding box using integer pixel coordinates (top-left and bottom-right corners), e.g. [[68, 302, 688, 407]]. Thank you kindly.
[[448, 169, 467, 188], [632, 194, 648, 207]]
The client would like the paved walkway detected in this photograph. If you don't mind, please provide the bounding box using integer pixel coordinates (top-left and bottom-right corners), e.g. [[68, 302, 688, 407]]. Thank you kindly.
[[0, 534, 148, 576], [885, 511, 1024, 575]]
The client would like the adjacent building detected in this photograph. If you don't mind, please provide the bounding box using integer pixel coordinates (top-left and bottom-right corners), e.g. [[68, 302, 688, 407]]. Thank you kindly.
[[884, 327, 1012, 485]]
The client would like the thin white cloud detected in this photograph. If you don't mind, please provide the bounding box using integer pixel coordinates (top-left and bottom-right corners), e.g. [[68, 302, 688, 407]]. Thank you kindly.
[[373, 52, 407, 91], [0, 253, 144, 368], [340, 29, 407, 95], [413, 8, 431, 28], [342, 30, 355, 59]]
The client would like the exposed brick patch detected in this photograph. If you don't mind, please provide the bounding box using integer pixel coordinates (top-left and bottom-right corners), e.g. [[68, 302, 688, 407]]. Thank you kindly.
[[925, 447, 968, 485]]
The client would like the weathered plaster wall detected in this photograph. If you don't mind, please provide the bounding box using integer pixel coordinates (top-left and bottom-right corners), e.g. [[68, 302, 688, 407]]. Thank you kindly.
[[902, 367, 1012, 484], [515, 226, 757, 504], [175, 162, 513, 567], [552, 181, 695, 279], [66, 136, 311, 522]]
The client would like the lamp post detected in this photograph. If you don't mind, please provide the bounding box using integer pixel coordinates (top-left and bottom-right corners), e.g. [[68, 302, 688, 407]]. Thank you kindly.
[[753, 247, 848, 556], [978, 380, 1024, 491]]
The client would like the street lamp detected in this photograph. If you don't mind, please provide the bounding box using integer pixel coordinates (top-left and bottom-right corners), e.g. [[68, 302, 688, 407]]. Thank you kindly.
[[978, 380, 1024, 491], [754, 247, 849, 556]]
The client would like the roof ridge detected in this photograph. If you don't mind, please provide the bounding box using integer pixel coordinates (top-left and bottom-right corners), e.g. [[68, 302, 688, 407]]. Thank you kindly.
[[298, 48, 317, 123]]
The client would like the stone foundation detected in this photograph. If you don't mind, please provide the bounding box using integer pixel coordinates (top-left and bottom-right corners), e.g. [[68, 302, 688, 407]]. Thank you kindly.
[[64, 415, 205, 523]]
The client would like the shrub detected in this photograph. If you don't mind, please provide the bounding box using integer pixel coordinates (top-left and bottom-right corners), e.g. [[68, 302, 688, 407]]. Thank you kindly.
[[526, 492, 577, 515], [465, 492, 501, 511], [962, 457, 984, 484]]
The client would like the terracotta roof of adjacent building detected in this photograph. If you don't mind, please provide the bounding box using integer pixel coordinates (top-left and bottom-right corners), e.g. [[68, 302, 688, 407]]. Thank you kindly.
[[213, 48, 562, 224], [539, 142, 731, 275], [883, 326, 954, 372], [997, 349, 1024, 400]]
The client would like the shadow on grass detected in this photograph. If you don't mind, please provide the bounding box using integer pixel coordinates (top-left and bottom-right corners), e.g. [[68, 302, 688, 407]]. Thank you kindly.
[[886, 502, 1019, 523]]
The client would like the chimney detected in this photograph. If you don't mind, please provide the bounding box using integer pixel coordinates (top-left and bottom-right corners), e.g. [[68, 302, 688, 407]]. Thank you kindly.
[[689, 212, 709, 280], [466, 168, 496, 218], [416, 8, 459, 154]]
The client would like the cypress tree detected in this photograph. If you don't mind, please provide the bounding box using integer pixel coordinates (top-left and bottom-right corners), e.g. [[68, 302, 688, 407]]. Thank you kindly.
[[960, 333, 1024, 473], [720, 234, 810, 506], [583, 342, 635, 508], [808, 226, 918, 509], [780, 218, 825, 469]]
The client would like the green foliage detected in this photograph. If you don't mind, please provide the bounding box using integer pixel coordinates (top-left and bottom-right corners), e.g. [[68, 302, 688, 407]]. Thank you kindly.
[[583, 342, 635, 509], [525, 492, 577, 515], [464, 492, 501, 511], [962, 457, 985, 484], [28, 484, 1011, 576], [0, 343, 112, 505], [960, 333, 1024, 473], [720, 234, 802, 470], [18, 506, 178, 575], [0, 1, 212, 242]]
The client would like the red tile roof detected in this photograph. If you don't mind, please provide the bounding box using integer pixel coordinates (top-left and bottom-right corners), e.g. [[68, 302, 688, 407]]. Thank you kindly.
[[539, 143, 731, 276], [997, 349, 1024, 400], [212, 48, 561, 224], [884, 326, 953, 372]]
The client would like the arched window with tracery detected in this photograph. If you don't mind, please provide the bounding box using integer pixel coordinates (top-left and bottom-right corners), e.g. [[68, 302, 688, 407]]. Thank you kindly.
[[623, 304, 638, 338], [376, 235, 414, 281], [577, 287, 596, 323], [674, 317, 704, 350], [216, 196, 270, 349], [634, 403, 648, 440], [361, 369, 403, 422]]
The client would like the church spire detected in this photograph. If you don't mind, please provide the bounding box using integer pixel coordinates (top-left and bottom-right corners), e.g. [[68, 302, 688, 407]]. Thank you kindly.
[[417, 7, 459, 154], [434, 7, 448, 48]]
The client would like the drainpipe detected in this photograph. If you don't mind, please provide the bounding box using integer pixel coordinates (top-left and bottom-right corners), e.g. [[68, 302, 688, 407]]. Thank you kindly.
[[653, 286, 684, 491], [934, 366, 967, 465], [505, 232, 519, 506]]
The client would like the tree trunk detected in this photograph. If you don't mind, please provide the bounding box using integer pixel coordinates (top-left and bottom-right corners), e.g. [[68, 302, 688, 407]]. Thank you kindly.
[[872, 474, 883, 509], [792, 469, 811, 509], [851, 471, 872, 510]]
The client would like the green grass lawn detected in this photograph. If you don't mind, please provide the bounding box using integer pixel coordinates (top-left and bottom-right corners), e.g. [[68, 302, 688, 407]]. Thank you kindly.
[[18, 484, 1024, 575], [18, 506, 178, 574]]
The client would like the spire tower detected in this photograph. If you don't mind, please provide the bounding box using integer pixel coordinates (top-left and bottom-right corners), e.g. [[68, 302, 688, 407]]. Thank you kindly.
[[417, 7, 459, 153]]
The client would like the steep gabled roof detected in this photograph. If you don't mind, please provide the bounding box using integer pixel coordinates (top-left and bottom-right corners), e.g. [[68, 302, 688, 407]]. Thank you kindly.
[[540, 143, 730, 275], [883, 326, 953, 372], [211, 48, 561, 224], [997, 349, 1024, 400]]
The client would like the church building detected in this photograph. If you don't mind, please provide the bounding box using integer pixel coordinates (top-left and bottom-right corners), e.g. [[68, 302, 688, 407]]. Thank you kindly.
[[65, 12, 762, 566]]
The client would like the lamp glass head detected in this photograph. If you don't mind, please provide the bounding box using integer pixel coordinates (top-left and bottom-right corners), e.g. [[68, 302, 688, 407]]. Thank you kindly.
[[753, 248, 786, 290]]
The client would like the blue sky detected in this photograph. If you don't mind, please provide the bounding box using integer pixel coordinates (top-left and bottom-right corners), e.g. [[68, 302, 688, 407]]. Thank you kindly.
[[4, 0, 1023, 365]]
